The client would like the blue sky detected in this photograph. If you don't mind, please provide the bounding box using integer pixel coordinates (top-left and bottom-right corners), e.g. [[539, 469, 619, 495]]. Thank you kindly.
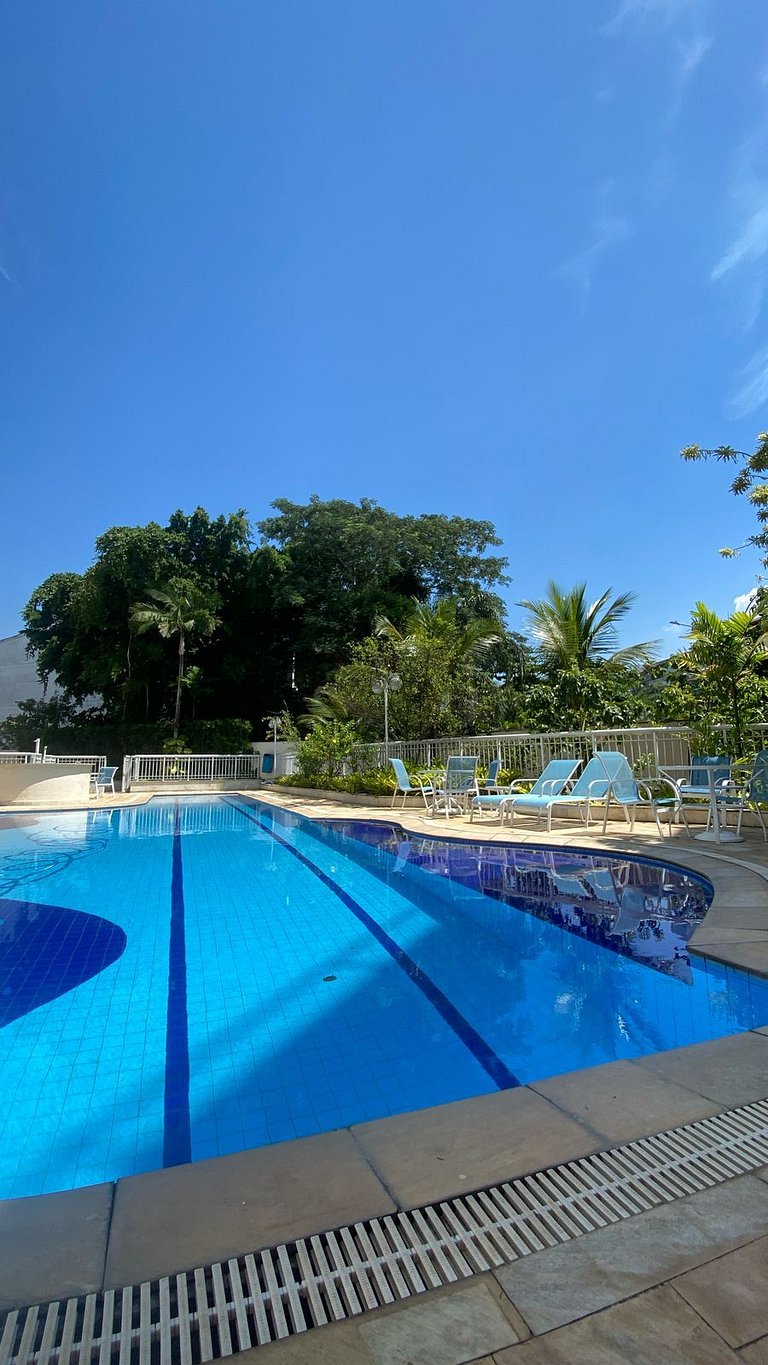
[[2, 0, 767, 654]]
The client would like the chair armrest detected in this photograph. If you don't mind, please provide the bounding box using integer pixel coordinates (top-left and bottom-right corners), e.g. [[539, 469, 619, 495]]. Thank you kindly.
[[649, 776, 680, 806]]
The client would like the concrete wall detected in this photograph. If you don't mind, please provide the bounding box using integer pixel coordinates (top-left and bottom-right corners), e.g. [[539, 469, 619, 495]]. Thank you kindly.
[[0, 763, 92, 805], [0, 633, 63, 722]]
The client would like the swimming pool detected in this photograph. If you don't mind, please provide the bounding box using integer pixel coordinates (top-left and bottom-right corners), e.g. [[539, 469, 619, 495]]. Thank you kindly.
[[1, 794, 767, 1199]]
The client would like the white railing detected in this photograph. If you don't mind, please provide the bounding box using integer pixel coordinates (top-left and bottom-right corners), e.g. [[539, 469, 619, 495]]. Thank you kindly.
[[123, 753, 261, 791], [0, 751, 106, 773], [349, 724, 768, 776]]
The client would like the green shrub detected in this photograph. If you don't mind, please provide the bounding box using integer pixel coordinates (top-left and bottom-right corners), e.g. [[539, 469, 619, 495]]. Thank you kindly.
[[275, 765, 396, 796]]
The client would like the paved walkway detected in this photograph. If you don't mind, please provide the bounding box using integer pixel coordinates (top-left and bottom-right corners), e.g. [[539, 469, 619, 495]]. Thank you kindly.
[[3, 787, 768, 1362]]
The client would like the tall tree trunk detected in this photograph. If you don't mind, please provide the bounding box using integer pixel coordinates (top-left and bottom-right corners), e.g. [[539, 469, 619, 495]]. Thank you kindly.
[[174, 632, 185, 738], [732, 679, 743, 757]]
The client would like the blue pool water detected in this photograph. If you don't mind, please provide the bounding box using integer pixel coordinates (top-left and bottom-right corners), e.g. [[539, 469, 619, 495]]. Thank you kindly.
[[1, 794, 767, 1198]]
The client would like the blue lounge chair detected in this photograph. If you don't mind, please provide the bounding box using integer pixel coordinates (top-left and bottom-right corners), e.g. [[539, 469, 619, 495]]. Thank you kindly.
[[501, 751, 673, 834], [470, 758, 580, 824], [595, 751, 678, 837], [389, 757, 435, 811]]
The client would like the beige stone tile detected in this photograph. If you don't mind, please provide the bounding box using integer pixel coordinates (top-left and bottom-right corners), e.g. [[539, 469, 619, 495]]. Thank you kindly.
[[357, 1281, 524, 1365], [673, 1235, 768, 1347], [245, 1281, 521, 1364], [633, 1032, 768, 1106], [0, 1182, 113, 1311], [740, 1337, 768, 1363], [237, 1319, 367, 1363], [493, 1176, 768, 1335], [351, 1088, 597, 1208], [104, 1130, 394, 1287], [530, 1059, 719, 1142], [493, 1285, 740, 1363], [700, 882, 768, 911], [691, 927, 768, 944]]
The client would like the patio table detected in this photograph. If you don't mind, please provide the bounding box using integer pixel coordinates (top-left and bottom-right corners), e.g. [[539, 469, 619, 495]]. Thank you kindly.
[[664, 764, 743, 845]]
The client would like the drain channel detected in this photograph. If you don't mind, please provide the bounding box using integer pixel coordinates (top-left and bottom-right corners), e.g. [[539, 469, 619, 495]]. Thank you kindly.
[[4, 1097, 768, 1364]]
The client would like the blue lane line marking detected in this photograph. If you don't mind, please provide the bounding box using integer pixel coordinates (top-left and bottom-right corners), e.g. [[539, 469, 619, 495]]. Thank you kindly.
[[163, 798, 192, 1167], [222, 797, 520, 1091]]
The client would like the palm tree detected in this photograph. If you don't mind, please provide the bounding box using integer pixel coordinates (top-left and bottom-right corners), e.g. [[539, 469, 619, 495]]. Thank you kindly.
[[374, 596, 502, 660], [683, 603, 768, 754], [518, 582, 658, 672], [132, 582, 218, 737]]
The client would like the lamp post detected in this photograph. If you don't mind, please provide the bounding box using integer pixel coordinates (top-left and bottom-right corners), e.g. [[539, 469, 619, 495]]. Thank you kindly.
[[372, 672, 401, 761]]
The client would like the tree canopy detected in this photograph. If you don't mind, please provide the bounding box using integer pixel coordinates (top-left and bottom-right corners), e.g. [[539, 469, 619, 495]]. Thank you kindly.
[[21, 498, 510, 738], [681, 434, 768, 563]]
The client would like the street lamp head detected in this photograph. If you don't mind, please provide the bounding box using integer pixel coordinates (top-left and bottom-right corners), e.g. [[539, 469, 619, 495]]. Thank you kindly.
[[372, 679, 383, 695], [388, 673, 402, 692]]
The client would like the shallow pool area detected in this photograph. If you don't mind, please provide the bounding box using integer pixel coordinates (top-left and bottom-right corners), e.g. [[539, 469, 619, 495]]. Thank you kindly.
[[2, 794, 767, 1199]]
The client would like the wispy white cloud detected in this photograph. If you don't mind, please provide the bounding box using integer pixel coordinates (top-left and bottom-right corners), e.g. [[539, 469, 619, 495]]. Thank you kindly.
[[678, 31, 711, 75], [665, 32, 712, 124], [604, 0, 700, 35], [559, 214, 633, 307], [712, 206, 768, 283], [711, 130, 768, 330], [727, 343, 768, 417], [603, 0, 711, 125]]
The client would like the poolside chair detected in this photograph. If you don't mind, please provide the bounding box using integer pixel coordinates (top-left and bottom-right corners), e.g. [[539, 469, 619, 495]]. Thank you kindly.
[[659, 754, 732, 833], [480, 759, 503, 791], [497, 754, 615, 831], [470, 758, 580, 823], [596, 752, 679, 837], [90, 765, 118, 799], [721, 750, 768, 840], [431, 755, 479, 819], [389, 757, 435, 811]]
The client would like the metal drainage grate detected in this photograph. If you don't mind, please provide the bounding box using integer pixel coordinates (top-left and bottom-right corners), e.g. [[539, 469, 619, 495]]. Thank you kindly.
[[4, 1097, 768, 1364]]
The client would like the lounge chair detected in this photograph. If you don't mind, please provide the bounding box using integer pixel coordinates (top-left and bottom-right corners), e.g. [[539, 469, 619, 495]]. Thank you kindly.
[[505, 756, 609, 830], [389, 757, 435, 811], [595, 752, 678, 837], [90, 765, 118, 799], [470, 758, 580, 824], [501, 751, 673, 834], [431, 755, 479, 819]]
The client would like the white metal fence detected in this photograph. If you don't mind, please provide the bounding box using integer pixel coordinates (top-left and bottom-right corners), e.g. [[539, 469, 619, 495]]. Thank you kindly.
[[0, 751, 106, 773], [123, 753, 261, 791], [349, 724, 768, 777]]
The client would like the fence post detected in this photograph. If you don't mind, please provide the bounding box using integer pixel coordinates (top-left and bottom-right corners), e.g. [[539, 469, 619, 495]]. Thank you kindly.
[[123, 756, 132, 792]]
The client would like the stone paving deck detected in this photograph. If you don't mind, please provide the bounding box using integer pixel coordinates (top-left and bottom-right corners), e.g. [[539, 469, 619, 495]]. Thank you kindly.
[[3, 785, 768, 1362]]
